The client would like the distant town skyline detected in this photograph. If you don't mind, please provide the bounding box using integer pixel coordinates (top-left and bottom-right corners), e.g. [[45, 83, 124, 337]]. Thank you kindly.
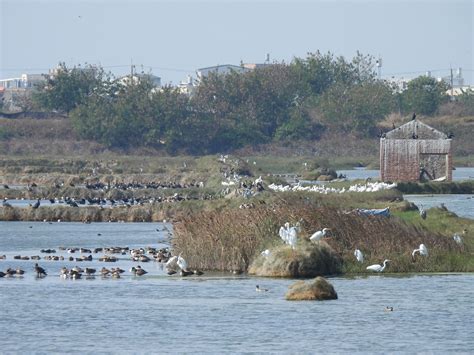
[[1, 0, 472, 86]]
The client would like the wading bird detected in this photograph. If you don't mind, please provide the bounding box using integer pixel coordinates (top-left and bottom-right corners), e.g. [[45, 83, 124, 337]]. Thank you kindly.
[[287, 228, 298, 250], [354, 249, 364, 263], [177, 254, 188, 271], [32, 199, 41, 209], [412, 244, 428, 260], [366, 259, 391, 272], [310, 228, 331, 243]]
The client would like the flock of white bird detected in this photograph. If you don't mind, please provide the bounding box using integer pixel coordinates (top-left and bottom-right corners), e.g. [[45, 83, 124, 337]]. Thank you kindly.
[[164, 253, 190, 275], [278, 222, 300, 249], [265, 221, 465, 273], [268, 181, 397, 194], [356, 243, 429, 272]]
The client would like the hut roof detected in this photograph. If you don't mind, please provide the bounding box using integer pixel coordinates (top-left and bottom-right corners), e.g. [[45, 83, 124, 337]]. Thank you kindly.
[[385, 120, 448, 140]]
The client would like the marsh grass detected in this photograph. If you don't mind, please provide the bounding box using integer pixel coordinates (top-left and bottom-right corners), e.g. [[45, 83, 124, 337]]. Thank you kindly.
[[173, 193, 471, 273]]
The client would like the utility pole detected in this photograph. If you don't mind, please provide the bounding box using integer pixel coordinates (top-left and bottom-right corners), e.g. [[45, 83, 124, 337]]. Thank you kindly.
[[450, 67, 454, 98], [130, 59, 136, 86]]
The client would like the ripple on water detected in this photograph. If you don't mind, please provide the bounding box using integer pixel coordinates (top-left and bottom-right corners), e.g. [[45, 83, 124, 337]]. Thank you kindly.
[[1, 222, 473, 352]]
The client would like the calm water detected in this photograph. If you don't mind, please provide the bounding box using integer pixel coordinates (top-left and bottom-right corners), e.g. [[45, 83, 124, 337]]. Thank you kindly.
[[0, 222, 473, 353], [403, 194, 474, 220], [336, 166, 474, 181]]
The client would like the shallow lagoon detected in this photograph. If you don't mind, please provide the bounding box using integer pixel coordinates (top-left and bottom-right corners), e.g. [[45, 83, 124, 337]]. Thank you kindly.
[[336, 167, 474, 181], [0, 222, 473, 353]]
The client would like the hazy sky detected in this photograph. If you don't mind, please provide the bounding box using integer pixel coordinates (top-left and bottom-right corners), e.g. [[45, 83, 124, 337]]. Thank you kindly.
[[1, 0, 473, 85]]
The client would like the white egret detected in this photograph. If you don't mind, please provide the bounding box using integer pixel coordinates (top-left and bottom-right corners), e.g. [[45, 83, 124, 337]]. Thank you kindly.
[[453, 234, 463, 245], [177, 254, 188, 271], [279, 222, 291, 244], [354, 249, 364, 263], [412, 244, 428, 259], [165, 255, 179, 274], [310, 228, 331, 243], [287, 227, 298, 250], [366, 259, 391, 272], [261, 249, 271, 258]]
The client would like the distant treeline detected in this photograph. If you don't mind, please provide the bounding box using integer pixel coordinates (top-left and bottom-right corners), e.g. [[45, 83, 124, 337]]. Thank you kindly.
[[29, 52, 474, 154]]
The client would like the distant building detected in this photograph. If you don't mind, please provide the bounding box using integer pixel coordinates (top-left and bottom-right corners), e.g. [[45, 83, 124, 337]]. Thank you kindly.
[[178, 75, 197, 96], [196, 64, 250, 80], [119, 73, 161, 87], [0, 73, 46, 112], [445, 86, 474, 97], [241, 63, 269, 70], [0, 73, 45, 90], [380, 119, 453, 182]]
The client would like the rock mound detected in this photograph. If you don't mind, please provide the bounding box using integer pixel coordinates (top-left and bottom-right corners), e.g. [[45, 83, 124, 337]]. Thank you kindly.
[[285, 276, 338, 301], [248, 242, 342, 278]]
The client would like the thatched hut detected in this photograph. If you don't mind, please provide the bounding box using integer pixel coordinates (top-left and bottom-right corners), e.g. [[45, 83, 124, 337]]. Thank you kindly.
[[380, 119, 452, 182]]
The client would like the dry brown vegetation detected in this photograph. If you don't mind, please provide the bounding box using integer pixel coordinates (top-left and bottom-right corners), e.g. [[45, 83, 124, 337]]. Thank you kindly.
[[172, 198, 467, 274]]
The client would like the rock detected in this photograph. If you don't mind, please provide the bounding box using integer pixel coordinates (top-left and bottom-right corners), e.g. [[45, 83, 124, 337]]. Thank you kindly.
[[248, 242, 342, 278], [317, 174, 334, 181], [285, 276, 338, 301]]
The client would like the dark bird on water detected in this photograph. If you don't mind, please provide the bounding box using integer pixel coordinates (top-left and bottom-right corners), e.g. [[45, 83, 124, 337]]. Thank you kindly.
[[34, 263, 47, 277], [32, 199, 40, 209], [412, 112, 416, 120], [3, 184, 9, 189]]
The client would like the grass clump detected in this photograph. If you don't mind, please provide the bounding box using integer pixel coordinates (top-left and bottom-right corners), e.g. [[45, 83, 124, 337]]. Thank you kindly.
[[248, 241, 342, 277]]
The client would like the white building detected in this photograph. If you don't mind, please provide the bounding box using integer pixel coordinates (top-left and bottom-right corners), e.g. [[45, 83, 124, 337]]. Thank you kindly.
[[178, 75, 197, 96], [118, 73, 161, 88], [0, 73, 45, 90]]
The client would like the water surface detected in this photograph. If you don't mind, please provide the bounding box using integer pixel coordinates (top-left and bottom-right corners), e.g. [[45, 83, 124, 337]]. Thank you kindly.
[[0, 222, 473, 353], [336, 166, 474, 181], [403, 194, 474, 219]]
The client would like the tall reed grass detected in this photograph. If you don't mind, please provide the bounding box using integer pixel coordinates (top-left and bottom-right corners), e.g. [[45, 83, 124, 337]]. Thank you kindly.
[[173, 199, 469, 273]]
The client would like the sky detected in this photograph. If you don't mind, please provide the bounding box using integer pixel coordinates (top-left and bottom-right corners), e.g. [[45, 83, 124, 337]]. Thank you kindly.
[[1, 0, 473, 85]]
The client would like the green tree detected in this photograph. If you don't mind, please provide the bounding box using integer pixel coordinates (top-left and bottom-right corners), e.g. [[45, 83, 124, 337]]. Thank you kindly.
[[401, 76, 449, 116], [291, 51, 375, 97], [33, 63, 109, 114], [317, 81, 396, 135]]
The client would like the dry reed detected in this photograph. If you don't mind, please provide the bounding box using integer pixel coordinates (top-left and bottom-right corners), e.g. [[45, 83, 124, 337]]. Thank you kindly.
[[173, 200, 466, 273]]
